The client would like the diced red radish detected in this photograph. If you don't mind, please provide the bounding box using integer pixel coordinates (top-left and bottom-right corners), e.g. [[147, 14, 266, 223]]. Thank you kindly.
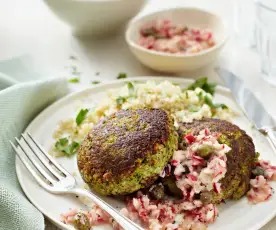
[[213, 183, 221, 194], [184, 134, 196, 144], [171, 159, 178, 166]]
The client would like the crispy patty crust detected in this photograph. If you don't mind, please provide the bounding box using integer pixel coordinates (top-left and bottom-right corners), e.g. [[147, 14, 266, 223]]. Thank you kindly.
[[177, 118, 256, 203], [77, 109, 178, 195]]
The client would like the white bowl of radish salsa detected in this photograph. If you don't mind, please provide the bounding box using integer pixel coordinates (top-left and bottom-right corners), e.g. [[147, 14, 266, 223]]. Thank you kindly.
[[125, 8, 229, 73]]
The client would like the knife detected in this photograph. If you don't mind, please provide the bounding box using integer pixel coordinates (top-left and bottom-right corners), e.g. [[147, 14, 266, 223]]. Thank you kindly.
[[216, 68, 276, 150]]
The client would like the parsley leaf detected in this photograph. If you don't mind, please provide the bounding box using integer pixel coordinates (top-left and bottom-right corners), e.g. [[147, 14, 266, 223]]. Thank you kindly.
[[55, 138, 69, 152], [67, 141, 80, 156], [204, 95, 213, 108], [204, 95, 228, 109], [76, 109, 89, 126], [217, 104, 228, 109], [91, 81, 100, 84], [116, 96, 127, 106], [117, 73, 127, 79], [127, 82, 135, 96], [197, 92, 203, 101], [202, 82, 216, 96], [187, 77, 216, 96], [69, 78, 80, 83], [55, 138, 80, 156]]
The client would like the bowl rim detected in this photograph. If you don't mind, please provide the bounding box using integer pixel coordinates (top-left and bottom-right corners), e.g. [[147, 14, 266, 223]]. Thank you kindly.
[[125, 7, 230, 58]]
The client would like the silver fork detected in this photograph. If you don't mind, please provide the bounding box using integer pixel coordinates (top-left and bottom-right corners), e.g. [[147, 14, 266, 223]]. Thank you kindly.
[[10, 132, 144, 230]]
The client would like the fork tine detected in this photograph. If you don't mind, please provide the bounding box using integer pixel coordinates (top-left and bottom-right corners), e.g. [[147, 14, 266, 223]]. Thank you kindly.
[[15, 137, 57, 184], [26, 132, 70, 176], [21, 134, 63, 180], [10, 141, 52, 190]]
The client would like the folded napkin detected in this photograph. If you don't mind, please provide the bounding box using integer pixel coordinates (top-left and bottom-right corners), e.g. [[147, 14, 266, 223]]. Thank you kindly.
[[0, 57, 68, 230]]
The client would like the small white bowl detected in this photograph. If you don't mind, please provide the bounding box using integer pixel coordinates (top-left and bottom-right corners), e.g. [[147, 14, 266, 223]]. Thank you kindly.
[[44, 0, 147, 36], [125, 8, 229, 73]]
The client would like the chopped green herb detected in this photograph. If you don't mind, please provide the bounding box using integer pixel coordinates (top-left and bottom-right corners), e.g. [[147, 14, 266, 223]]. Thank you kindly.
[[187, 77, 216, 95], [68, 141, 80, 156], [204, 83, 216, 96], [218, 104, 228, 109], [69, 78, 80, 83], [117, 73, 127, 79], [172, 83, 180, 86], [76, 109, 89, 126], [141, 28, 166, 39], [91, 81, 100, 84], [127, 82, 135, 96], [204, 95, 213, 107], [141, 27, 157, 37], [204, 95, 228, 110], [55, 137, 69, 152], [116, 96, 127, 106], [188, 78, 207, 89], [197, 92, 203, 101], [55, 138, 80, 156]]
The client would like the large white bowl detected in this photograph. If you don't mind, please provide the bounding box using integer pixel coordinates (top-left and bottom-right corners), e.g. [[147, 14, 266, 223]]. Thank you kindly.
[[44, 0, 147, 36], [125, 8, 229, 73]]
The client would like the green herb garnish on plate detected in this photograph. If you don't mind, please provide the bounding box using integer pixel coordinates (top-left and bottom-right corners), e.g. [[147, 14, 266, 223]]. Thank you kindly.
[[91, 81, 100, 84], [76, 109, 89, 126], [68, 141, 80, 156], [197, 92, 203, 101], [55, 137, 69, 151], [69, 78, 80, 83], [116, 96, 127, 106], [204, 95, 228, 109], [117, 73, 127, 79], [187, 77, 216, 96], [127, 82, 135, 97], [55, 137, 80, 156]]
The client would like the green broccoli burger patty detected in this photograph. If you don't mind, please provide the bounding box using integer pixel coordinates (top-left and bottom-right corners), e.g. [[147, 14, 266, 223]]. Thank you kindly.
[[176, 118, 257, 204], [77, 108, 178, 196]]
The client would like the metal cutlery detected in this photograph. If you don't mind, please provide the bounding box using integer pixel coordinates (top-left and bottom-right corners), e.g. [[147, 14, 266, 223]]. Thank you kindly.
[[10, 132, 144, 230]]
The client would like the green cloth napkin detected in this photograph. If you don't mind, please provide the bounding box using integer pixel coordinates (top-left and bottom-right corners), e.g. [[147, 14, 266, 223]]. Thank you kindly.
[[0, 57, 68, 230]]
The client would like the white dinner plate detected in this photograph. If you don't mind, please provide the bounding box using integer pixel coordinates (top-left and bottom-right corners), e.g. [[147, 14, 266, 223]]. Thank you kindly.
[[16, 77, 276, 230]]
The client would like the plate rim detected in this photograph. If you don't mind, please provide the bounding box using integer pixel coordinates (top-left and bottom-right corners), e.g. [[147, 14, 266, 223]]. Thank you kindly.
[[15, 76, 273, 230]]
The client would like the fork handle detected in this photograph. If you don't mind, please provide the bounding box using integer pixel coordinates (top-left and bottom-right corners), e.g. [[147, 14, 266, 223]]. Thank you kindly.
[[70, 188, 144, 230]]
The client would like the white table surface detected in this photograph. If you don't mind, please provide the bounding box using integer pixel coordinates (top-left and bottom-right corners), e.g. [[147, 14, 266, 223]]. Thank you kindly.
[[0, 0, 276, 229]]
